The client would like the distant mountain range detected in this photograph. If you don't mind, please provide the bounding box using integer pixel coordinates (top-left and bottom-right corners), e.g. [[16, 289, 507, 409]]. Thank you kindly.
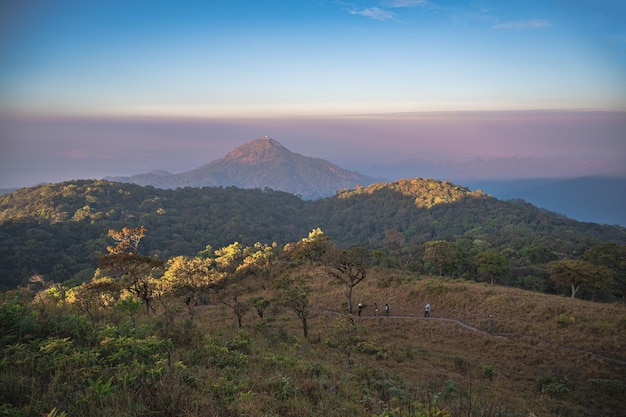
[[103, 137, 626, 226], [465, 177, 626, 227], [2, 136, 621, 226], [106, 137, 375, 200]]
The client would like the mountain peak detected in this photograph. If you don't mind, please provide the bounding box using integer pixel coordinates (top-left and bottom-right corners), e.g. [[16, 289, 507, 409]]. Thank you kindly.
[[106, 137, 375, 199], [223, 137, 289, 164]]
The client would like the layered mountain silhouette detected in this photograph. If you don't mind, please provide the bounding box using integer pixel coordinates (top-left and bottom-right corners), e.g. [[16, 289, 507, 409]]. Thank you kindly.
[[106, 137, 375, 199]]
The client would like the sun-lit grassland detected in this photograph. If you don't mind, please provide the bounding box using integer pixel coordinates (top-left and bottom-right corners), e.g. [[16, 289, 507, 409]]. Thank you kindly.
[[2, 264, 625, 417], [187, 265, 626, 416]]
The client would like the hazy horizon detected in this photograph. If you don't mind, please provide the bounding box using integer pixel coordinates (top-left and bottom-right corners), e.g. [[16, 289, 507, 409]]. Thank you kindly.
[[1, 1, 625, 188]]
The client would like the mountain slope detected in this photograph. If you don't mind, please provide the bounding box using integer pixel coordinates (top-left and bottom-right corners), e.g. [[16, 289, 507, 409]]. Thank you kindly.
[[108, 137, 375, 199], [2, 178, 626, 291]]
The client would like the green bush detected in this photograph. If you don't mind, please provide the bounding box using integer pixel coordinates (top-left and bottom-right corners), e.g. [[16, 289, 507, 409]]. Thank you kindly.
[[0, 297, 39, 347]]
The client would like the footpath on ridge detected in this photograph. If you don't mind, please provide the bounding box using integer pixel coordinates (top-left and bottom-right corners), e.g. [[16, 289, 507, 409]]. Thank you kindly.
[[317, 308, 626, 366]]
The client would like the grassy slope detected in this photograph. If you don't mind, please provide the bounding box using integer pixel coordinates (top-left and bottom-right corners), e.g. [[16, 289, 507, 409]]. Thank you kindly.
[[195, 264, 626, 416]]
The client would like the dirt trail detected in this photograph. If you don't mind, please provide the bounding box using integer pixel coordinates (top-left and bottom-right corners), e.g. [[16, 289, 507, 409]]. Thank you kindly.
[[317, 309, 626, 366]]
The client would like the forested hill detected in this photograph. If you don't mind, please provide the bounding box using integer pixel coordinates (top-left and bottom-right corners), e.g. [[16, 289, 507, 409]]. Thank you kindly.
[[1, 178, 625, 290]]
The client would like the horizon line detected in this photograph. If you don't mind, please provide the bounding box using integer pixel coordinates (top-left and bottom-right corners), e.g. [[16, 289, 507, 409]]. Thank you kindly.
[[3, 107, 626, 121]]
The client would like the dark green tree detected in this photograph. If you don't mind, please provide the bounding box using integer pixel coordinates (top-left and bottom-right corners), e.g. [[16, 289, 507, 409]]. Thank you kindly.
[[547, 259, 613, 299], [249, 296, 270, 318], [475, 250, 509, 285], [582, 243, 626, 301], [424, 240, 457, 276]]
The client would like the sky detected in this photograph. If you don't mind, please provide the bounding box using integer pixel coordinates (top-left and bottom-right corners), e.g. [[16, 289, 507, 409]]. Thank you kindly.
[[1, 0, 625, 188]]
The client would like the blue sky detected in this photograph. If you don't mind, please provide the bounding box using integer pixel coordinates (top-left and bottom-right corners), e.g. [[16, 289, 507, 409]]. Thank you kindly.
[[0, 0, 625, 188], [2, 0, 625, 115]]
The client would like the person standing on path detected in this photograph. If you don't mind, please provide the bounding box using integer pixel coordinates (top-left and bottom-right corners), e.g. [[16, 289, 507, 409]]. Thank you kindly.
[[374, 303, 378, 316], [385, 303, 390, 316], [424, 302, 430, 317], [358, 303, 363, 317], [488, 315, 494, 333]]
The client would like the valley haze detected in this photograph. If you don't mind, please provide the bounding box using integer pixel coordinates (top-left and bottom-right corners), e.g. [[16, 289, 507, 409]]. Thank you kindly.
[[79, 134, 626, 227]]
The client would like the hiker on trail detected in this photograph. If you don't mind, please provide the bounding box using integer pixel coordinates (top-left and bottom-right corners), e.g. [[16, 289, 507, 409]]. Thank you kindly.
[[488, 315, 494, 333], [385, 303, 390, 316], [374, 303, 378, 316], [358, 303, 363, 317], [424, 302, 430, 317]]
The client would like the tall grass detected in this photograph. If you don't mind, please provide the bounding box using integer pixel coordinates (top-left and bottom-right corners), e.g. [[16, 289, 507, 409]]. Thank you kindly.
[[1, 265, 625, 416]]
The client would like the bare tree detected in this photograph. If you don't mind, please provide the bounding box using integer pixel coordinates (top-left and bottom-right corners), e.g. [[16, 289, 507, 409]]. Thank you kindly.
[[275, 275, 311, 338], [325, 247, 370, 314], [216, 284, 250, 328]]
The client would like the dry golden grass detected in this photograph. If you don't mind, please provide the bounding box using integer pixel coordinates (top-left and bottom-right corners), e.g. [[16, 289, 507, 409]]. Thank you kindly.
[[191, 263, 626, 416]]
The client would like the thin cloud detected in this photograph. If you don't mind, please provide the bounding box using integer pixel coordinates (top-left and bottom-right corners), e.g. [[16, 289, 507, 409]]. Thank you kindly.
[[383, 0, 428, 7], [350, 7, 394, 21], [493, 19, 552, 31], [348, 0, 430, 21], [466, 11, 499, 24]]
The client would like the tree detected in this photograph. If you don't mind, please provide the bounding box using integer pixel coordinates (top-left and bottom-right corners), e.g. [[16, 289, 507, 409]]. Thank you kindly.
[[216, 284, 250, 328], [521, 245, 559, 265], [236, 242, 276, 289], [582, 243, 626, 302], [99, 255, 163, 315], [106, 226, 146, 255], [383, 230, 410, 269], [161, 255, 215, 295], [65, 277, 118, 326], [285, 228, 333, 265], [98, 227, 163, 315], [424, 240, 457, 276], [325, 247, 370, 313], [326, 316, 358, 367], [546, 259, 613, 299], [275, 275, 312, 338], [249, 296, 270, 318], [214, 242, 246, 274], [475, 250, 509, 285]]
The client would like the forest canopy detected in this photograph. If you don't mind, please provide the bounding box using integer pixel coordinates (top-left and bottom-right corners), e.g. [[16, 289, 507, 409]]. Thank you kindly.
[[1, 179, 625, 301]]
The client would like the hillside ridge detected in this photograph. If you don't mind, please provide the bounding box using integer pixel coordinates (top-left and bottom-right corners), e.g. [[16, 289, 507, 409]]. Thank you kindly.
[[1, 177, 625, 294]]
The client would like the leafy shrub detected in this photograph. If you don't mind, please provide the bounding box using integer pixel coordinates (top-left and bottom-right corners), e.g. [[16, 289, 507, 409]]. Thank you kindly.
[[586, 378, 626, 396], [267, 375, 298, 400], [482, 364, 496, 380], [536, 375, 572, 399], [555, 314, 576, 326], [202, 340, 248, 369], [228, 329, 253, 354], [0, 297, 39, 347]]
